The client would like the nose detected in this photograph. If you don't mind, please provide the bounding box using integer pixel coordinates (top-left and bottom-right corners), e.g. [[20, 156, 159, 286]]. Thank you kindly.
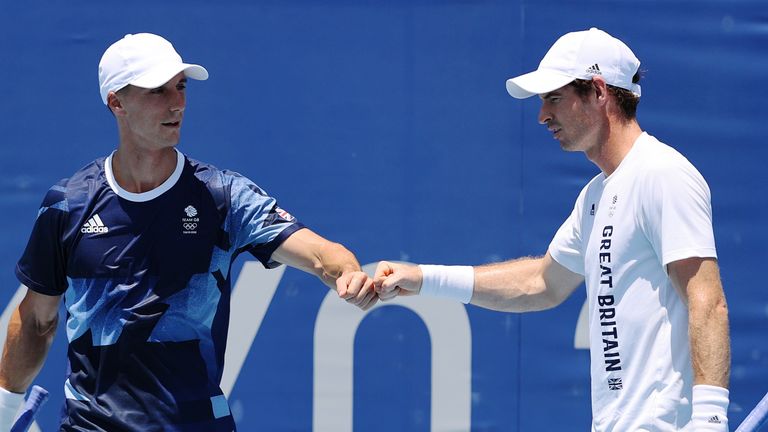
[[538, 103, 551, 125], [170, 88, 186, 113]]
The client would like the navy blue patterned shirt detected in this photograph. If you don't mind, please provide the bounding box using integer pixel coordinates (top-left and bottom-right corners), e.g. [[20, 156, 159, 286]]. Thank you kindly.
[[16, 150, 303, 431]]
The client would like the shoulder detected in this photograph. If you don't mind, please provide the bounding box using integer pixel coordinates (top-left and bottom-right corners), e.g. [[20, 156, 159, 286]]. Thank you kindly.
[[633, 135, 711, 204], [637, 134, 703, 176], [40, 158, 109, 209], [184, 156, 271, 202], [633, 135, 709, 190]]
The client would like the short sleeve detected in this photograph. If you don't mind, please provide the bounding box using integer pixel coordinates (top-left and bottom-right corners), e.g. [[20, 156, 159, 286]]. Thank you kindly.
[[549, 197, 586, 276], [640, 161, 717, 267], [226, 173, 304, 268], [15, 183, 70, 296]]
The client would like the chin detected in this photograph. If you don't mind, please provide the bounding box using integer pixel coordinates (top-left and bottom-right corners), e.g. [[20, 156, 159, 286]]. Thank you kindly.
[[165, 134, 181, 147], [559, 137, 587, 152]]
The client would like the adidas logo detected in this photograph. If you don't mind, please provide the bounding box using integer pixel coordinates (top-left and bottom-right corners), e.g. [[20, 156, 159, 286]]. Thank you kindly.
[[586, 63, 602, 75], [81, 214, 109, 234], [707, 415, 722, 424]]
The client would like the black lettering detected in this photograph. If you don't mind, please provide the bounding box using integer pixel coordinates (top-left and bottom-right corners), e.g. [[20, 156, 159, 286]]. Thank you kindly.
[[603, 338, 619, 352], [605, 358, 622, 372], [597, 226, 621, 373], [599, 308, 615, 320], [597, 295, 614, 306], [600, 265, 611, 277]]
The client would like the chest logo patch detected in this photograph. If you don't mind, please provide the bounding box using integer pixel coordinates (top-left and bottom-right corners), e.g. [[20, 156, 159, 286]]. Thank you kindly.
[[182, 205, 199, 234], [81, 213, 109, 235], [184, 206, 198, 217]]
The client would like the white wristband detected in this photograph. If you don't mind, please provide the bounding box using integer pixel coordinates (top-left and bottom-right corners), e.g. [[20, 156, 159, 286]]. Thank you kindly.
[[0, 386, 25, 431], [418, 265, 474, 303], [690, 384, 729, 431]]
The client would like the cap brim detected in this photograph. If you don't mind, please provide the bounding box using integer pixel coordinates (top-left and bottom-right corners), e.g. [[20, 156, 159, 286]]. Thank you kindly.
[[505, 69, 575, 99], [131, 62, 209, 89]]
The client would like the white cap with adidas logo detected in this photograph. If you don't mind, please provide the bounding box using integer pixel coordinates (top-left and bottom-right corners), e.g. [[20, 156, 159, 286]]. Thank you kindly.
[[505, 27, 641, 99], [98, 33, 209, 105]]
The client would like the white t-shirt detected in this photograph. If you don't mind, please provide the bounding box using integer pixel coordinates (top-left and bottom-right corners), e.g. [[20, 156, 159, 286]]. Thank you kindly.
[[549, 132, 717, 431]]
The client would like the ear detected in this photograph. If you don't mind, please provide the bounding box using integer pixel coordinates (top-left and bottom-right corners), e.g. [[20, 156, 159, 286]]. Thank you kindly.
[[107, 91, 125, 115], [591, 76, 609, 105]]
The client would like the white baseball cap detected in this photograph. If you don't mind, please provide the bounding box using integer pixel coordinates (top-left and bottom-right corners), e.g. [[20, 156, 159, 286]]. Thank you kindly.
[[98, 33, 209, 105], [506, 28, 641, 99]]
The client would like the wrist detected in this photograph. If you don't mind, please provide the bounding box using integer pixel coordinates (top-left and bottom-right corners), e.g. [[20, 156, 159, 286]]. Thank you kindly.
[[418, 265, 474, 303], [0, 386, 25, 430], [690, 384, 729, 431]]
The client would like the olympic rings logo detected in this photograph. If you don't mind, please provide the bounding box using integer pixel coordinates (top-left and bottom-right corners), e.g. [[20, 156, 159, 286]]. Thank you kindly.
[[183, 223, 198, 231]]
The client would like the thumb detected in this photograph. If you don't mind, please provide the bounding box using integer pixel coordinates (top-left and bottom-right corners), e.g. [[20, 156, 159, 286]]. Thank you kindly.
[[335, 272, 351, 298], [374, 261, 395, 281]]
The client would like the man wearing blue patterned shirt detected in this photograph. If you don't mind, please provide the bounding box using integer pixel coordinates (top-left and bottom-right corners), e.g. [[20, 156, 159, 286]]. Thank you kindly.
[[0, 33, 376, 431]]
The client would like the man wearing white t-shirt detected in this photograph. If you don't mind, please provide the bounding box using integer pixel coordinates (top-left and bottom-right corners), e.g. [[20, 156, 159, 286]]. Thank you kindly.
[[374, 28, 730, 431]]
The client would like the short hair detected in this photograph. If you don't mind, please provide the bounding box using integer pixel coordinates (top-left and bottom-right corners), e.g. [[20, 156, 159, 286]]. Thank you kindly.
[[569, 71, 642, 120]]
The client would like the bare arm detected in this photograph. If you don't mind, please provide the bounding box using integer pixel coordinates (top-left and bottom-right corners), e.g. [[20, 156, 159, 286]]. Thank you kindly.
[[668, 257, 730, 388], [271, 228, 377, 310], [374, 252, 584, 312], [472, 252, 584, 312], [0, 288, 60, 392]]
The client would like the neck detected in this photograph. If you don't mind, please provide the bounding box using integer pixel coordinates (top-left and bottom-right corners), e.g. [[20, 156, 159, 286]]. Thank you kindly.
[[585, 118, 643, 176], [111, 145, 179, 193]]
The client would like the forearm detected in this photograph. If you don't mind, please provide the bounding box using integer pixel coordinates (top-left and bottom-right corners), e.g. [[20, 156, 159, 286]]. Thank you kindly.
[[0, 307, 57, 392], [376, 252, 581, 310], [668, 258, 731, 429], [689, 293, 730, 388], [272, 229, 363, 289], [670, 258, 731, 388], [314, 241, 362, 289], [272, 229, 375, 309], [472, 256, 561, 312], [688, 303, 731, 431]]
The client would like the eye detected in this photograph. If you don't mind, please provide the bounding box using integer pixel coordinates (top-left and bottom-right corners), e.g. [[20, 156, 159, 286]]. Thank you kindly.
[[177, 83, 187, 91], [149, 87, 165, 94]]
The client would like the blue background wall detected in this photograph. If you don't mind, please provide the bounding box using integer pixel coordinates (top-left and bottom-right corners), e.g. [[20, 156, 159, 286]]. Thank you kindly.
[[1, 1, 766, 430]]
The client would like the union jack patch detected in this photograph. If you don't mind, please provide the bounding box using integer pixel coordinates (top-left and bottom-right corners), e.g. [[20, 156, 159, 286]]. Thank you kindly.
[[608, 378, 623, 391]]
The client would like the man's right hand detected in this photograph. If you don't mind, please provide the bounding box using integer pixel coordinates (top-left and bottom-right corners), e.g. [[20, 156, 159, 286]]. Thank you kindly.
[[373, 261, 422, 301]]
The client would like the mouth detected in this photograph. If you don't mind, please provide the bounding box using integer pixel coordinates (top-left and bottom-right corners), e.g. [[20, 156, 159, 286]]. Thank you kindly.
[[549, 126, 562, 138], [162, 121, 181, 128]]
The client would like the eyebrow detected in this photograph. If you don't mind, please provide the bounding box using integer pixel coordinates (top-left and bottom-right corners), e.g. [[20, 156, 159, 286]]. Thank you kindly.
[[540, 91, 562, 101], [148, 78, 188, 92]]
